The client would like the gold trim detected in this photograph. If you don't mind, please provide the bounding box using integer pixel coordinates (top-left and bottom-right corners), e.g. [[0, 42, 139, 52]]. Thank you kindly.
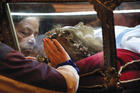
[[118, 59, 140, 75], [118, 59, 140, 83], [120, 78, 140, 83], [80, 68, 104, 77], [79, 84, 104, 88]]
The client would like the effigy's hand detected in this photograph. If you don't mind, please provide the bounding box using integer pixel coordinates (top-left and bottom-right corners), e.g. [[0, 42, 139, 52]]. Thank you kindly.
[[43, 38, 70, 67]]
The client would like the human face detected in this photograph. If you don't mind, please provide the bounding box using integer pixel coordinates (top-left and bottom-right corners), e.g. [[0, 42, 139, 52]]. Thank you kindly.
[[15, 17, 39, 55]]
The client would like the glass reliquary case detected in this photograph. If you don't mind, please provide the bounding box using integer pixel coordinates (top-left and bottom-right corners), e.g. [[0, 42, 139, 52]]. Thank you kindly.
[[4, 0, 139, 62], [0, 0, 140, 92]]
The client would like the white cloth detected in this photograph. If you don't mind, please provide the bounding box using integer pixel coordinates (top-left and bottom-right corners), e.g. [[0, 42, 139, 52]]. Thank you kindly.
[[94, 25, 140, 53], [120, 25, 140, 53]]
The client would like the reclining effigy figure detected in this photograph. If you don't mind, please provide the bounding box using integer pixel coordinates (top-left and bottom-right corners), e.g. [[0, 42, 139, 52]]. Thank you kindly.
[[45, 22, 103, 62], [45, 22, 140, 61], [45, 22, 140, 93]]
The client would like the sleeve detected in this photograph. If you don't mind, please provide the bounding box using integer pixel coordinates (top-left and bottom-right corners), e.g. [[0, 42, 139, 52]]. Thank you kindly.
[[56, 65, 79, 93], [0, 43, 67, 92], [0, 42, 14, 60], [56, 60, 79, 93]]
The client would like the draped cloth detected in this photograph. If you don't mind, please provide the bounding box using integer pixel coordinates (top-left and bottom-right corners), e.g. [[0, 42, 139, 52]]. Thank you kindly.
[[76, 49, 140, 92]]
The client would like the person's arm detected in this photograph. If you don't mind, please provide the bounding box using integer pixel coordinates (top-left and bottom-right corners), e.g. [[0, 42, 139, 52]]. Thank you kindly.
[[0, 42, 67, 92], [43, 38, 79, 93]]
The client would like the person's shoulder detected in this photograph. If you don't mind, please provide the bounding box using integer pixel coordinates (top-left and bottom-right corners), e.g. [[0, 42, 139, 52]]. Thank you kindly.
[[0, 43, 14, 60]]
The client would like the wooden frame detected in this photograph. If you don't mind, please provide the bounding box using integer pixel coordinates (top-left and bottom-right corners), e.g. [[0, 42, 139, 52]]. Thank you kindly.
[[1, 0, 138, 2], [2, 0, 88, 3]]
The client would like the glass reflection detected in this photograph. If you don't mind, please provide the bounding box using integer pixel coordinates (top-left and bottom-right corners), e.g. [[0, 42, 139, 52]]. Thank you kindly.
[[9, 2, 140, 62], [9, 3, 102, 61]]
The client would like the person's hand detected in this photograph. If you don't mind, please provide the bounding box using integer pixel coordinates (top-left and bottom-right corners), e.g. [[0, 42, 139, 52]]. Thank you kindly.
[[25, 56, 37, 60], [43, 38, 70, 67]]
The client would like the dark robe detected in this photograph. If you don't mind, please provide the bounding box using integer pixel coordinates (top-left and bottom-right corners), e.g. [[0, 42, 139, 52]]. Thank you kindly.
[[0, 42, 67, 92]]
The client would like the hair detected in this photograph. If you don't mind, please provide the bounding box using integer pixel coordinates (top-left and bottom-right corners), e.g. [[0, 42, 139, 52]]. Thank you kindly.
[[10, 3, 56, 57], [10, 3, 56, 34], [45, 22, 103, 61]]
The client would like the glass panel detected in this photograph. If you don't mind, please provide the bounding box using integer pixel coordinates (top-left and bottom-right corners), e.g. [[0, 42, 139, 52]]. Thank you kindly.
[[9, 3, 103, 62], [114, 2, 140, 27], [114, 2, 140, 53]]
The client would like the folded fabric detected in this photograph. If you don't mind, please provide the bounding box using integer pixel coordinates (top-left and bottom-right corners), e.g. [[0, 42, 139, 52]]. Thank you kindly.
[[120, 25, 140, 53], [94, 25, 140, 53]]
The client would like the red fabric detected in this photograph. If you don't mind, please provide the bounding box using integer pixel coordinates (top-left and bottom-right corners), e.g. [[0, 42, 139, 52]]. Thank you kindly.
[[76, 52, 104, 74], [76, 49, 140, 81], [116, 49, 140, 70], [120, 71, 140, 81]]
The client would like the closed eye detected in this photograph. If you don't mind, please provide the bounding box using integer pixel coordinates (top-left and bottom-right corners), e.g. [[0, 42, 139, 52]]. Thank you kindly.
[[19, 27, 33, 38]]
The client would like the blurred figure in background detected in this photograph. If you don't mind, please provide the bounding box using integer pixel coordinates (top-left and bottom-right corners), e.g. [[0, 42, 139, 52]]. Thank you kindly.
[[11, 4, 55, 57], [15, 17, 40, 56]]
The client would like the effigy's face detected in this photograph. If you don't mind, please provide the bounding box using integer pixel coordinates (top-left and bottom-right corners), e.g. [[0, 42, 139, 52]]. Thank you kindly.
[[46, 22, 103, 61], [15, 17, 40, 56]]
